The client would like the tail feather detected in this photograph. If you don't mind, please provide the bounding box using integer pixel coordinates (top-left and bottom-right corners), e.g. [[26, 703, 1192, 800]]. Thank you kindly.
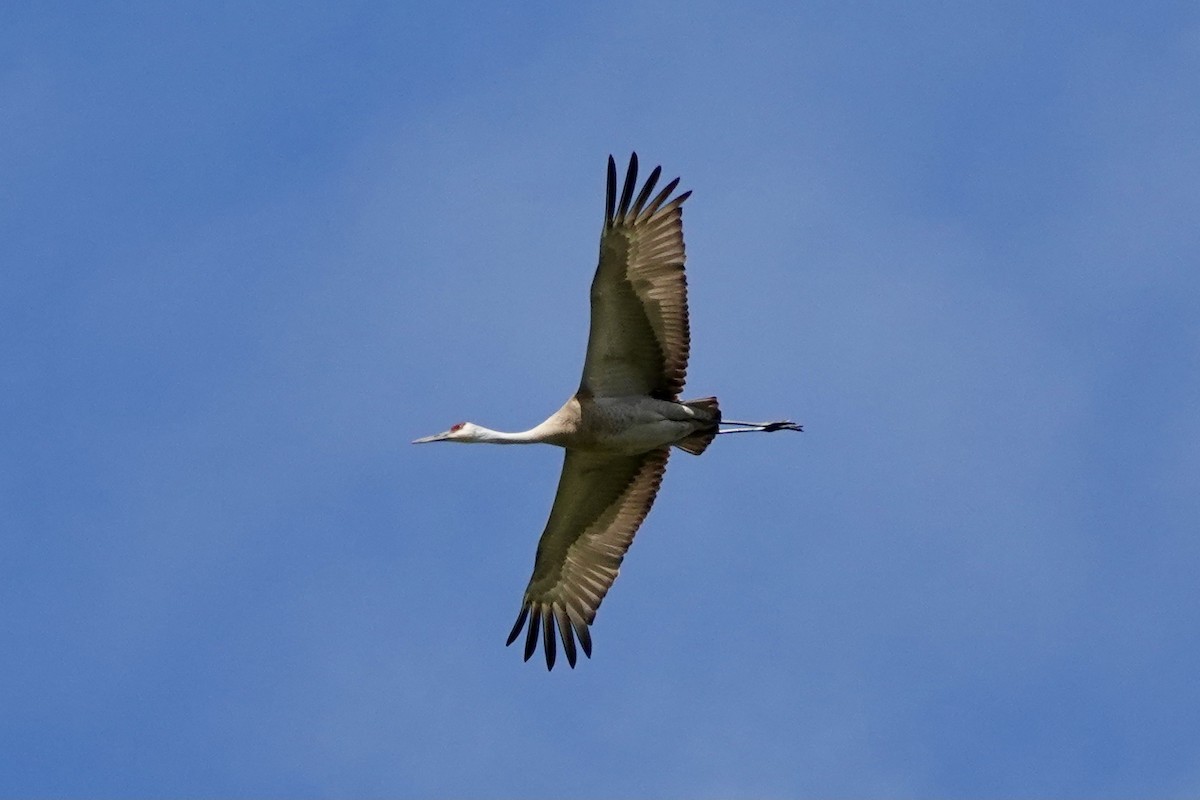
[[675, 396, 721, 455]]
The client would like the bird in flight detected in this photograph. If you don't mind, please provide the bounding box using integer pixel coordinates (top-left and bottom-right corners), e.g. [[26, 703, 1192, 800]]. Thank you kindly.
[[414, 153, 802, 670]]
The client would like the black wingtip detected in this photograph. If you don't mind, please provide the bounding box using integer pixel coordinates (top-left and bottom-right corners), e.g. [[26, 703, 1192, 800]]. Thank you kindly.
[[556, 610, 578, 668], [511, 603, 591, 669], [632, 165, 661, 217], [616, 152, 638, 222], [523, 607, 541, 662], [645, 176, 681, 216], [605, 155, 617, 226], [576, 622, 593, 659], [542, 613, 556, 671], [505, 605, 529, 647]]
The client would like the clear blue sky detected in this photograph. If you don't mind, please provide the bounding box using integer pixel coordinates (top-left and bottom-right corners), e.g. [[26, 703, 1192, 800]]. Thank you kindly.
[[4, 2, 1199, 796]]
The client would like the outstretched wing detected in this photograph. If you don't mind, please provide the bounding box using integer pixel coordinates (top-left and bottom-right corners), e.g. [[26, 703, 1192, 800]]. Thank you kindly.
[[506, 447, 670, 669], [580, 153, 692, 400]]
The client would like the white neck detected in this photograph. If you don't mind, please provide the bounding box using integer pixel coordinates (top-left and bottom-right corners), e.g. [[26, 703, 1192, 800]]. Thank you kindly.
[[470, 423, 552, 444]]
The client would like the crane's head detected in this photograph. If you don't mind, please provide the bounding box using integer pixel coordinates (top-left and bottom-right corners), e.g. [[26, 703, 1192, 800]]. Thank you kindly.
[[412, 422, 482, 444]]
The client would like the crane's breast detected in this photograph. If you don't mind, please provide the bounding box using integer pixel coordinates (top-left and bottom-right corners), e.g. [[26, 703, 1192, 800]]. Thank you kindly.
[[570, 397, 696, 455]]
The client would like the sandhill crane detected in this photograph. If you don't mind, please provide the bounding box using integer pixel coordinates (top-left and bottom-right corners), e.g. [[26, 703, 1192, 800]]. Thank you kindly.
[[414, 153, 802, 670]]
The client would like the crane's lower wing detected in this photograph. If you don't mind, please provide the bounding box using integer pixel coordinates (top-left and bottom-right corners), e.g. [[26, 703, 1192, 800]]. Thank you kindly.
[[506, 447, 671, 669]]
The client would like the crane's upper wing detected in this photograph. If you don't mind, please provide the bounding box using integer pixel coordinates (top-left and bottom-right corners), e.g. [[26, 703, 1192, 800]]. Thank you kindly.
[[580, 153, 692, 400], [505, 446, 670, 670]]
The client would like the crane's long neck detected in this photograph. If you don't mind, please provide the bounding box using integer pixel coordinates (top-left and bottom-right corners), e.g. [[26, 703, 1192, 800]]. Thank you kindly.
[[471, 421, 556, 445]]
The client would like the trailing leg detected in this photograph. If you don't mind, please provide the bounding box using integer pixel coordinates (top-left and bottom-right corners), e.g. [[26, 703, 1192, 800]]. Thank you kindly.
[[717, 419, 803, 434]]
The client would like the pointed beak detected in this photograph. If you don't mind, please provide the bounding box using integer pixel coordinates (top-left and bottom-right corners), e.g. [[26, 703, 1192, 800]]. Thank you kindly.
[[412, 432, 448, 444]]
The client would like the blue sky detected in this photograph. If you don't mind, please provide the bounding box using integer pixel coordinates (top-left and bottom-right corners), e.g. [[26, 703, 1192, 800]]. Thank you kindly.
[[3, 2, 1199, 796]]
